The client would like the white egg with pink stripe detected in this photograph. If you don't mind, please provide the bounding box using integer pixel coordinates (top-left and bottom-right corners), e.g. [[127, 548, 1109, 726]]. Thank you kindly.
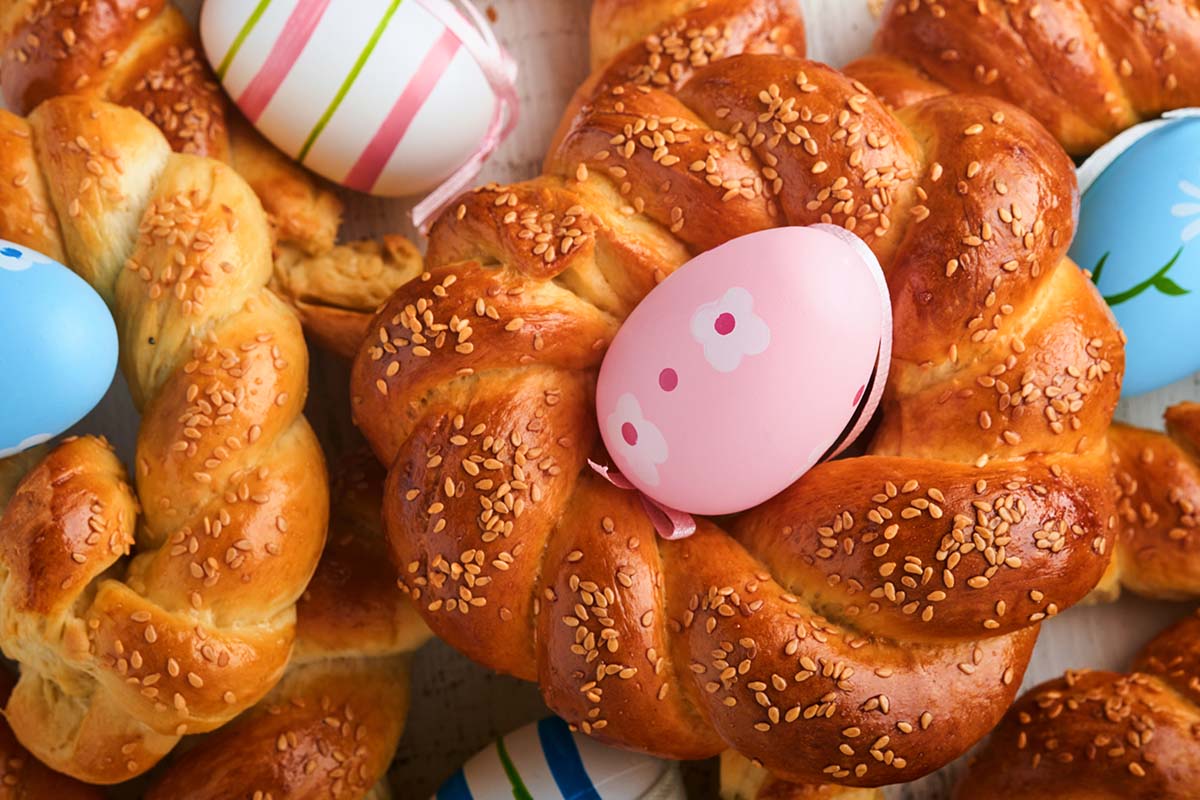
[[200, 0, 517, 201]]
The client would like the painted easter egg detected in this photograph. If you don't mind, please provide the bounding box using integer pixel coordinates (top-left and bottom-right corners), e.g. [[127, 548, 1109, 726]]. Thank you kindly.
[[0, 241, 117, 458], [1072, 110, 1200, 396], [596, 225, 892, 518], [434, 716, 684, 800], [201, 0, 515, 197]]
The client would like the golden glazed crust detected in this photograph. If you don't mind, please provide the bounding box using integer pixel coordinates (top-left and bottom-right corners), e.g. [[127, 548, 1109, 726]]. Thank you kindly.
[[145, 454, 429, 800], [721, 750, 884, 800], [959, 611, 1200, 799], [0, 0, 417, 357], [294, 454, 430, 661], [0, 95, 328, 784], [0, 669, 103, 800], [144, 656, 411, 800], [350, 0, 1130, 790], [848, 0, 1200, 156], [0, 0, 339, 252], [840, 1, 1200, 601], [1109, 404, 1200, 598]]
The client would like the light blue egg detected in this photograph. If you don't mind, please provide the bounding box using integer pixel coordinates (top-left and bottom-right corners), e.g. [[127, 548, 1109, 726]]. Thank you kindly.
[[434, 717, 683, 800], [1071, 110, 1200, 396], [0, 240, 117, 457]]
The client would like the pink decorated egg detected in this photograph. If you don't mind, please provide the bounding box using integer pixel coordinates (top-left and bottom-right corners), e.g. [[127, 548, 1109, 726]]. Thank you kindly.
[[596, 225, 892, 517]]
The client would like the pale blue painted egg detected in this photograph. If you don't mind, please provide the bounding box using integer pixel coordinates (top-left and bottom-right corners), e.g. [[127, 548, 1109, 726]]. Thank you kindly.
[[1071, 110, 1200, 396], [0, 240, 117, 457], [433, 717, 683, 799]]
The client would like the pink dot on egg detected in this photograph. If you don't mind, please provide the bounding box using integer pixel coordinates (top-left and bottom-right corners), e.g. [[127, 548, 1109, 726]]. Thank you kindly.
[[853, 384, 865, 406], [659, 368, 678, 392], [621, 422, 639, 446], [714, 313, 736, 336]]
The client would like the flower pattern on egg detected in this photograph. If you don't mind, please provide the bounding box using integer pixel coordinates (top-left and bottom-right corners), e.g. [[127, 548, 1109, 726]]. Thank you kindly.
[[0, 432, 53, 459], [1171, 179, 1200, 243], [606, 393, 668, 487], [0, 246, 32, 272], [690, 287, 771, 373]]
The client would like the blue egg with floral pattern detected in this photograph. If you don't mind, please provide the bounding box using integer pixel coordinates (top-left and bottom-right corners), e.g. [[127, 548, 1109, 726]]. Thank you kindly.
[[0, 240, 117, 457], [1071, 110, 1200, 396]]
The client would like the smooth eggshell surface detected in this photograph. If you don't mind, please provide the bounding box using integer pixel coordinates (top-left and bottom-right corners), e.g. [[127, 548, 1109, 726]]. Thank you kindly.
[[201, 0, 497, 196], [1071, 111, 1200, 396], [596, 226, 891, 517], [0, 241, 117, 458], [433, 716, 683, 800]]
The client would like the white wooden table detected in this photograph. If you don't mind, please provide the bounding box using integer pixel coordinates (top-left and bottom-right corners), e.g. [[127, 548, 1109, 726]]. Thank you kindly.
[[56, 1, 1200, 797]]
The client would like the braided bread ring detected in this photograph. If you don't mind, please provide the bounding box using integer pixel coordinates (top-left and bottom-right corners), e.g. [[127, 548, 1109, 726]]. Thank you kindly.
[[352, 0, 1124, 787], [0, 95, 327, 783], [144, 453, 429, 799]]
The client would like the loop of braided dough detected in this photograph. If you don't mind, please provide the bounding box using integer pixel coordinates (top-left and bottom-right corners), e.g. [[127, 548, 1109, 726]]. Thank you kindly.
[[849, 0, 1200, 156], [143, 453, 429, 800], [0, 0, 427, 359], [352, 0, 1126, 786], [0, 95, 328, 783], [840, 0, 1200, 601], [960, 609, 1200, 799]]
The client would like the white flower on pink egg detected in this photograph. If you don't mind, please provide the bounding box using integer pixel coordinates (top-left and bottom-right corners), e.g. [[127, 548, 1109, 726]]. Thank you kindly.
[[690, 287, 771, 373], [606, 393, 668, 487]]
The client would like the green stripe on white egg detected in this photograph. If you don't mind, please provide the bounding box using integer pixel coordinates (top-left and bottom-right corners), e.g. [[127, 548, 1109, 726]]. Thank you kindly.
[[296, 0, 405, 164], [200, 0, 499, 196], [442, 718, 685, 799], [463, 722, 558, 798], [215, 0, 274, 79]]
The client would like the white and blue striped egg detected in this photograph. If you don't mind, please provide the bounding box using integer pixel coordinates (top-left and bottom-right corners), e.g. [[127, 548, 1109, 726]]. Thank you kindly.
[[434, 717, 684, 800]]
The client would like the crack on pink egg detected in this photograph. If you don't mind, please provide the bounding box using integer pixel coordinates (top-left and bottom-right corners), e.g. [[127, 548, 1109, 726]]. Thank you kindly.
[[853, 384, 865, 405], [621, 422, 639, 446], [658, 368, 678, 392]]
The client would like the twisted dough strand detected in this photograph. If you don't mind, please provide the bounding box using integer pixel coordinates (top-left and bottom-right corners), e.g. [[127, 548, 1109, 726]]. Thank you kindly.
[[848, 0, 1200, 156], [0, 0, 425, 358], [0, 453, 106, 798], [1108, 403, 1200, 598], [841, 1, 1200, 600], [959, 609, 1200, 799], [145, 453, 429, 800], [0, 95, 327, 783], [0, 668, 104, 799], [352, 0, 1124, 786], [0, 0, 340, 254]]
